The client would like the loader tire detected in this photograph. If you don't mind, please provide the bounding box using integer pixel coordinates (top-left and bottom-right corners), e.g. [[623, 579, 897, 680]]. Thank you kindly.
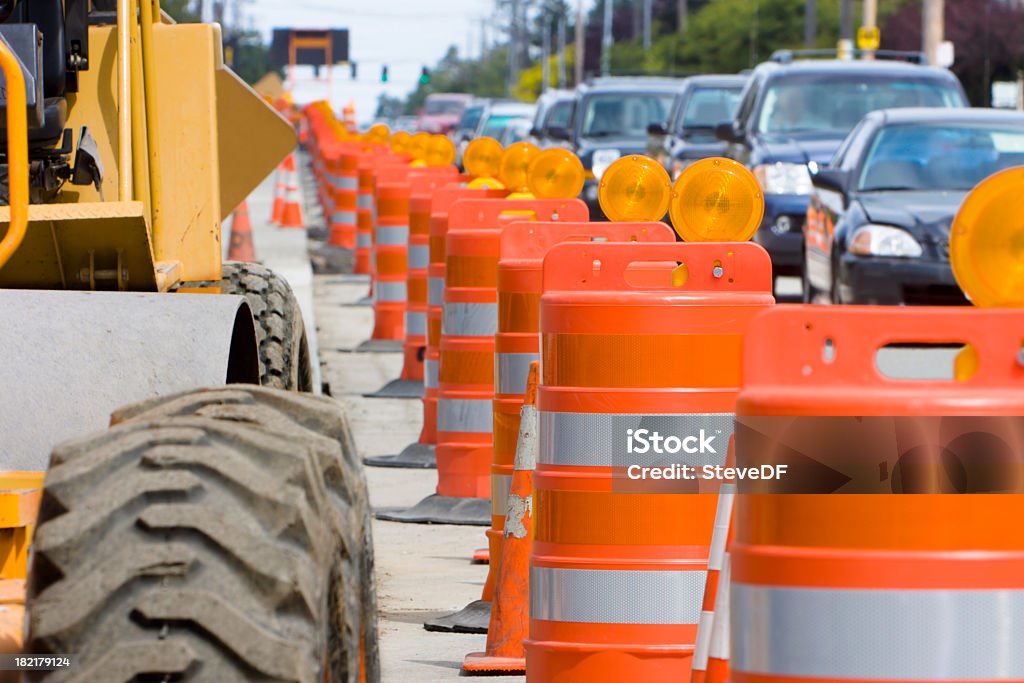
[[27, 386, 379, 683], [194, 262, 313, 391]]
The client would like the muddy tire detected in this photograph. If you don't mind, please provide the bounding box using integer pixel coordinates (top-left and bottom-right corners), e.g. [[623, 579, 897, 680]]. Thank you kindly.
[[193, 262, 313, 391], [27, 387, 379, 683]]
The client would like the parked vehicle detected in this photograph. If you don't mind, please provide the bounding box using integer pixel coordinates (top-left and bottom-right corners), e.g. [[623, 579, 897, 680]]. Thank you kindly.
[[717, 51, 968, 278], [530, 89, 576, 148], [804, 108, 1024, 305], [476, 101, 538, 140], [556, 77, 681, 217], [417, 93, 473, 134], [499, 117, 535, 146], [648, 74, 747, 178], [452, 100, 489, 167]]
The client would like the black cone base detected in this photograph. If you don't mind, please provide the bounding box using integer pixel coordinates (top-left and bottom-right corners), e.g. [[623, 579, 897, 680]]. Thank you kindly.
[[364, 443, 436, 469], [363, 378, 424, 399], [423, 600, 491, 634], [375, 494, 490, 526]]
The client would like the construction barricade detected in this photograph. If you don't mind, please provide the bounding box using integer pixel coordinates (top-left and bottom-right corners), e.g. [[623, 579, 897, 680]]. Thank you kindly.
[[730, 305, 1024, 683]]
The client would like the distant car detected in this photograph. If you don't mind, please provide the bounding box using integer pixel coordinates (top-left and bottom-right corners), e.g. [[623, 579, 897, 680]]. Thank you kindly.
[[452, 100, 488, 166], [804, 108, 1024, 305], [647, 74, 747, 178], [499, 117, 535, 146], [717, 52, 969, 279], [476, 101, 537, 140], [559, 77, 681, 217], [530, 89, 575, 148], [417, 93, 473, 134], [392, 115, 418, 133]]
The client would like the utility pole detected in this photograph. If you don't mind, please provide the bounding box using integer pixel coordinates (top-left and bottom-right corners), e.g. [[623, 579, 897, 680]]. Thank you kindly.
[[508, 0, 521, 96], [574, 0, 585, 85], [601, 0, 612, 77], [480, 17, 487, 58], [838, 0, 853, 59], [922, 0, 944, 66], [804, 0, 816, 48], [643, 0, 652, 50], [558, 14, 567, 87], [862, 0, 877, 59], [542, 13, 551, 92], [677, 0, 687, 35]]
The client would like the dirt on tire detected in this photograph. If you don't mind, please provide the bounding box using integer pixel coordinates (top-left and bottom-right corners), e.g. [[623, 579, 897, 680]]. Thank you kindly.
[[27, 386, 379, 683]]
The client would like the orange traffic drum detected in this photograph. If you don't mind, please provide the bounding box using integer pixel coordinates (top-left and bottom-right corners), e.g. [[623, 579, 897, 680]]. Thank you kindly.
[[525, 240, 774, 681], [731, 305, 1024, 683]]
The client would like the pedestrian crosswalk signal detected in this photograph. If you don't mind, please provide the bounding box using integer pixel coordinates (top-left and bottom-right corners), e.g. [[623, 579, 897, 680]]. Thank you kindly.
[[419, 66, 430, 85], [381, 65, 389, 82]]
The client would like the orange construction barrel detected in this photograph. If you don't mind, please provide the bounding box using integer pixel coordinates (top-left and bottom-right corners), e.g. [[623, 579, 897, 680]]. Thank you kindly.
[[731, 305, 1024, 683], [525, 240, 774, 681]]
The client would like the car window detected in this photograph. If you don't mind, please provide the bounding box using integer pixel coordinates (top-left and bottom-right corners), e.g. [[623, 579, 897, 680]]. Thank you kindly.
[[677, 87, 743, 132], [755, 76, 965, 137], [544, 101, 574, 130], [833, 119, 871, 170], [481, 115, 521, 138], [425, 99, 466, 115], [460, 107, 484, 131], [858, 123, 1024, 191], [734, 75, 762, 128], [580, 93, 675, 139]]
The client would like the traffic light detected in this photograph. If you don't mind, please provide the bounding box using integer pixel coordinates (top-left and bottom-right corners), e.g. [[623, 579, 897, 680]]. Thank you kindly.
[[419, 66, 430, 85], [381, 65, 389, 82]]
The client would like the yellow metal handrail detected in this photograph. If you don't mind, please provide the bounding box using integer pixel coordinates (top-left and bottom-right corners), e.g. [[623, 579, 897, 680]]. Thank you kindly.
[[0, 34, 29, 271]]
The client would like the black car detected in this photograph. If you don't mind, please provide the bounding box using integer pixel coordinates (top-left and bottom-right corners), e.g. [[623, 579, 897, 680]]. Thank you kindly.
[[549, 77, 680, 217], [716, 52, 968, 279], [530, 89, 576, 148], [804, 108, 1024, 305], [648, 74, 747, 179]]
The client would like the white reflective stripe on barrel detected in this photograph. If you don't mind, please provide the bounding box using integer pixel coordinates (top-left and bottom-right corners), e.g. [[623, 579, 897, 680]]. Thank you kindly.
[[338, 175, 359, 190], [357, 232, 372, 248], [424, 359, 439, 389], [405, 311, 427, 337], [332, 210, 357, 224], [530, 567, 705, 624], [538, 412, 734, 467], [374, 281, 406, 303], [376, 225, 409, 246], [731, 584, 1024, 679], [357, 194, 374, 209], [491, 473, 512, 516], [496, 352, 539, 395], [428, 277, 444, 306], [708, 484, 735, 572], [442, 302, 497, 336], [408, 245, 430, 269], [437, 398, 493, 433]]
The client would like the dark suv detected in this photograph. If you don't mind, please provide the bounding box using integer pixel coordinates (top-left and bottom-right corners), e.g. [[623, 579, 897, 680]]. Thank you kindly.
[[550, 78, 681, 217], [716, 51, 967, 278]]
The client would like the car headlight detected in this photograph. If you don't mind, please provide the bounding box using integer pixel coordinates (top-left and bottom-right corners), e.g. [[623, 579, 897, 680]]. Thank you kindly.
[[753, 162, 813, 195], [591, 149, 621, 181], [848, 224, 923, 258]]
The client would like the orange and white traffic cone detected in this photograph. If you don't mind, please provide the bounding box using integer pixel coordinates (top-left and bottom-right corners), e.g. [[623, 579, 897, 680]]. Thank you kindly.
[[705, 552, 731, 683], [462, 362, 539, 675], [270, 160, 287, 225], [692, 438, 736, 683], [280, 154, 304, 229], [227, 201, 256, 262]]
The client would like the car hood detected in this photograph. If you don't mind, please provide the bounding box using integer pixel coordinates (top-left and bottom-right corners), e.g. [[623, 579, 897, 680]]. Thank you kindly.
[[755, 136, 844, 166], [856, 190, 968, 241]]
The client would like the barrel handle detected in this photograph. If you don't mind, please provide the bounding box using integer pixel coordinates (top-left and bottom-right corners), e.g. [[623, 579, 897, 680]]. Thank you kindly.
[[541, 240, 774, 294], [449, 197, 588, 231]]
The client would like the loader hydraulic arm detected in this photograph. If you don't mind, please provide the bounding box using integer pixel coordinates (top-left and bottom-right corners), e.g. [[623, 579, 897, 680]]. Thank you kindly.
[[0, 32, 28, 270]]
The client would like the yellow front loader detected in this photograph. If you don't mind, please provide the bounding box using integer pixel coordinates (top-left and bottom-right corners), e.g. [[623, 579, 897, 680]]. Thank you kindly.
[[0, 2, 378, 680]]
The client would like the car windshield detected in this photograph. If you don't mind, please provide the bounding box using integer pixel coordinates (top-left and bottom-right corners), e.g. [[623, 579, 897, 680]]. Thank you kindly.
[[756, 76, 964, 137], [481, 114, 523, 138], [581, 93, 675, 139], [459, 106, 484, 131], [677, 87, 743, 133], [545, 101, 574, 129], [858, 123, 1024, 192], [424, 99, 466, 115]]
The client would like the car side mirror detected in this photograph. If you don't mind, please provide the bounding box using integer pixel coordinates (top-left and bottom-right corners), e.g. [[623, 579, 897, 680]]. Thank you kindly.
[[714, 121, 742, 143], [647, 122, 668, 136], [547, 126, 571, 141], [811, 168, 850, 195], [529, 127, 541, 137]]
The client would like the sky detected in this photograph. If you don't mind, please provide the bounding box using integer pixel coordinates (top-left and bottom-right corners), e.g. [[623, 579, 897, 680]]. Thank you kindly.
[[242, 0, 525, 122]]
